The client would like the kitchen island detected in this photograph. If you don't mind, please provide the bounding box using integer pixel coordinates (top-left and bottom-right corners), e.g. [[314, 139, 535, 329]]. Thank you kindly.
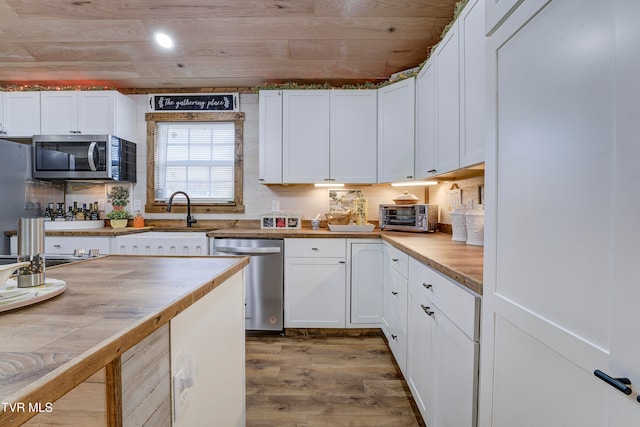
[[0, 255, 249, 426]]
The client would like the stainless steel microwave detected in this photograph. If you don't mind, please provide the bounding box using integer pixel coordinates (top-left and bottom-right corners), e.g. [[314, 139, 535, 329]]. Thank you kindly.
[[32, 134, 136, 182], [379, 204, 439, 232]]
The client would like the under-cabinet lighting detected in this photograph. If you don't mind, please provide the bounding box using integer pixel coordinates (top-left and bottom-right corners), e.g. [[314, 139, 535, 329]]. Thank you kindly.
[[314, 183, 344, 187], [390, 180, 439, 187], [154, 32, 174, 49]]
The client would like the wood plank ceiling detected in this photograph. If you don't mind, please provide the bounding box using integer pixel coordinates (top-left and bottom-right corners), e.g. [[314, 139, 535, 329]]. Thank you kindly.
[[0, 0, 459, 90]]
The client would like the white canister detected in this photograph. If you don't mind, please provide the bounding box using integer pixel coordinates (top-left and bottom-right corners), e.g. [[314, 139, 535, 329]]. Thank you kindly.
[[464, 205, 485, 246], [450, 206, 468, 242]]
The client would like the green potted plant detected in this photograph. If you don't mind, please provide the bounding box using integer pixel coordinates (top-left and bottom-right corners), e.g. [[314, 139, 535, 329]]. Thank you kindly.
[[107, 186, 130, 211], [106, 208, 130, 228]]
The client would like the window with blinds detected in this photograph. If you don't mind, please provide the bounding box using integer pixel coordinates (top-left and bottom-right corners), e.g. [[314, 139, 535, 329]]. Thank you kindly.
[[154, 122, 236, 203]]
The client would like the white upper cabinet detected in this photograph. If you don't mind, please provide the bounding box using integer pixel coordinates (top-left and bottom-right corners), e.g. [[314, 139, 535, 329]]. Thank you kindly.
[[0, 92, 41, 138], [258, 90, 283, 184], [433, 22, 461, 176], [330, 90, 377, 183], [415, 58, 437, 179], [261, 89, 377, 184], [40, 91, 137, 142], [377, 77, 416, 183], [459, 0, 486, 168], [282, 90, 330, 183]]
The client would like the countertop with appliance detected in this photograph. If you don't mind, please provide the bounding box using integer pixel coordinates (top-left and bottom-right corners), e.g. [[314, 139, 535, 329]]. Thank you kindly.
[[0, 254, 249, 426], [209, 228, 483, 295]]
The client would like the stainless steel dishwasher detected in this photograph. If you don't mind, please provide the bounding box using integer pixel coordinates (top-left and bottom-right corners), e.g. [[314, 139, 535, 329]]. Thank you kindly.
[[211, 238, 283, 332]]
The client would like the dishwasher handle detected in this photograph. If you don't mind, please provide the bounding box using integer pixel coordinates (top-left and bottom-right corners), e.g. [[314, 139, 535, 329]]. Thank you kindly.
[[215, 246, 282, 255]]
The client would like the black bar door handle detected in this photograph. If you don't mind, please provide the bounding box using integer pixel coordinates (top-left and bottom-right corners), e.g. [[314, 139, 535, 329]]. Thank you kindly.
[[594, 370, 632, 395]]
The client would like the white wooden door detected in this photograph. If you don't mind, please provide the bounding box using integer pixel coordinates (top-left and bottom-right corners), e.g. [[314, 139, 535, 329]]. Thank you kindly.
[[2, 92, 41, 137], [77, 91, 115, 135], [330, 90, 377, 183], [282, 90, 330, 183], [406, 282, 435, 426], [434, 24, 460, 175], [480, 0, 640, 425], [284, 257, 346, 328], [258, 90, 283, 184], [415, 58, 436, 179], [350, 242, 383, 324], [41, 91, 78, 134], [377, 77, 415, 183], [459, 0, 485, 168]]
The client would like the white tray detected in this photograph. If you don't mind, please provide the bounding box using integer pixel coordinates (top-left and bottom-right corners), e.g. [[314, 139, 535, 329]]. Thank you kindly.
[[0, 278, 66, 313], [45, 220, 104, 230], [328, 224, 375, 232]]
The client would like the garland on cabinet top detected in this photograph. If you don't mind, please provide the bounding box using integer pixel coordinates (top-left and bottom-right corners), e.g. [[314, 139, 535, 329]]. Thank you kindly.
[[0, 84, 114, 92], [255, 0, 469, 92]]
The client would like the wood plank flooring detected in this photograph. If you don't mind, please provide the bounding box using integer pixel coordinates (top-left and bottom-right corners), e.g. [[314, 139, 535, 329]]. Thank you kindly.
[[246, 333, 426, 427]]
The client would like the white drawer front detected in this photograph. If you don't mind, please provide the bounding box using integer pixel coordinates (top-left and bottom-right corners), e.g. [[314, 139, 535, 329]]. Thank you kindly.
[[46, 236, 111, 255], [408, 257, 480, 341], [386, 243, 409, 278], [285, 238, 346, 258]]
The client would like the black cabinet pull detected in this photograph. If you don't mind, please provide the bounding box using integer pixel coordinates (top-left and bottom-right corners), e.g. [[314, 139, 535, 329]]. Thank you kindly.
[[420, 304, 434, 316], [422, 283, 432, 289], [427, 169, 436, 173], [391, 258, 399, 262], [594, 370, 632, 395], [391, 334, 397, 340], [391, 291, 398, 296]]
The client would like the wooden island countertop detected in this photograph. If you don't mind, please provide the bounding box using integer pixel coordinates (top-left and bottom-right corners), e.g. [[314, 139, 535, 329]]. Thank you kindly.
[[0, 255, 249, 426]]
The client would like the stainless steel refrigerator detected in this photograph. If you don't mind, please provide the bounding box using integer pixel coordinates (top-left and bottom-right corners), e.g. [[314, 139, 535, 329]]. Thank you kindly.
[[0, 139, 33, 255]]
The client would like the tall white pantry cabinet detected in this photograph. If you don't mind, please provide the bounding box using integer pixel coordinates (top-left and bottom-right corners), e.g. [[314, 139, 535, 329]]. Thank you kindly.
[[479, 0, 640, 426]]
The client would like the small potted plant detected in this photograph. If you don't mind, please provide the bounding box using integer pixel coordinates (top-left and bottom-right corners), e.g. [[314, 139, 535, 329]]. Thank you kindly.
[[106, 208, 130, 228], [107, 186, 130, 211]]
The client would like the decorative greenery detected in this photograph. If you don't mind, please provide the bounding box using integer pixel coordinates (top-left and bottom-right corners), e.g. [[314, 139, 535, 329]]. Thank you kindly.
[[107, 186, 130, 207], [0, 84, 113, 92], [106, 209, 130, 220]]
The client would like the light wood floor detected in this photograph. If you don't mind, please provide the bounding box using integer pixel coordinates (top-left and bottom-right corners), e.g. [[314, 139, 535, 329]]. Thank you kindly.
[[245, 333, 426, 427]]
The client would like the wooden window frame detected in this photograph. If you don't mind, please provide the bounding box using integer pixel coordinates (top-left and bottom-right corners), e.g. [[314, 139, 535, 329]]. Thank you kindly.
[[145, 112, 245, 214]]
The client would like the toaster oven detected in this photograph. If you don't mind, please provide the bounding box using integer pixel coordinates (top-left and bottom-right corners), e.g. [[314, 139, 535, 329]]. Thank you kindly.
[[379, 204, 439, 232]]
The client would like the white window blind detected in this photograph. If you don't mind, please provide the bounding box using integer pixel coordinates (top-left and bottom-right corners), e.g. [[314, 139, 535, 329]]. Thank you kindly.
[[154, 122, 235, 202]]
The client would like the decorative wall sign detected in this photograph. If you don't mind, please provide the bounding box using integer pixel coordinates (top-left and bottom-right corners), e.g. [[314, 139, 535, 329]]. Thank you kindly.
[[148, 93, 239, 112]]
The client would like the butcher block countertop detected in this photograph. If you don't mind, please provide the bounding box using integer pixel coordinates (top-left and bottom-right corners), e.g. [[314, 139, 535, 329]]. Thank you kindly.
[[4, 226, 154, 237], [0, 255, 249, 426], [209, 228, 483, 295]]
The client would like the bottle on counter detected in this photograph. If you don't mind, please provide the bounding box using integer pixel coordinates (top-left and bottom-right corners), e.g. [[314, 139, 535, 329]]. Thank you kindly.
[[66, 206, 75, 221], [75, 203, 85, 221], [43, 203, 53, 222], [92, 201, 100, 220]]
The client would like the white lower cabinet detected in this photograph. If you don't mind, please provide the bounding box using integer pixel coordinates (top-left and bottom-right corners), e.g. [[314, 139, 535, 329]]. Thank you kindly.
[[348, 240, 383, 326], [10, 235, 111, 255], [385, 243, 480, 427], [284, 238, 346, 328], [382, 243, 409, 375]]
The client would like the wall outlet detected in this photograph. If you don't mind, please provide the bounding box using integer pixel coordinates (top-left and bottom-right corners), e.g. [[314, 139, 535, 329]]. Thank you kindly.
[[133, 199, 141, 211], [173, 369, 190, 422]]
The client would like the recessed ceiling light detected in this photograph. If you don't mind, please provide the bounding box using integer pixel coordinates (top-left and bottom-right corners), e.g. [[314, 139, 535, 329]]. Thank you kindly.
[[154, 32, 173, 49]]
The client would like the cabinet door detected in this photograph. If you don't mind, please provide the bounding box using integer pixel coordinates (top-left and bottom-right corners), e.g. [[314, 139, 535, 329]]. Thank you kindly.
[[350, 242, 383, 324], [485, 0, 526, 36], [406, 283, 435, 426], [2, 92, 41, 137], [415, 59, 436, 179], [431, 305, 479, 427], [258, 90, 283, 184], [284, 257, 346, 328], [41, 91, 78, 134], [434, 24, 460, 175], [459, 0, 485, 168], [282, 90, 330, 183], [77, 91, 115, 135], [377, 78, 415, 183], [480, 0, 629, 425], [330, 90, 377, 183]]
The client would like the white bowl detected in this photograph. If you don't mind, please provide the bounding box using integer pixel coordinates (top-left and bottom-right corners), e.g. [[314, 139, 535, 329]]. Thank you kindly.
[[0, 261, 30, 285]]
